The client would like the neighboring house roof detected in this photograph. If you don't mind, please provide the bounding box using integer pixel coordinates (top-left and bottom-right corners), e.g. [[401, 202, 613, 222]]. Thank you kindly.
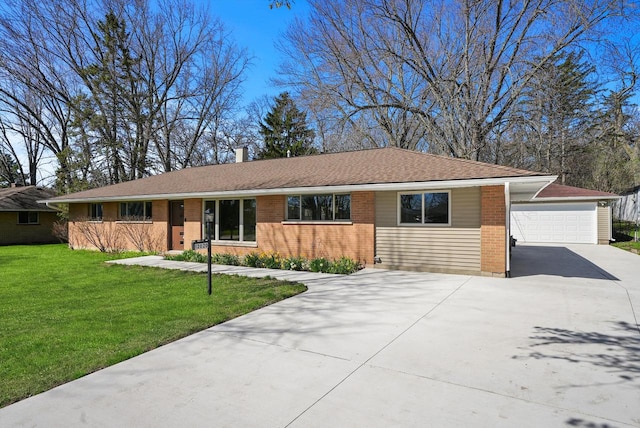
[[0, 186, 58, 211], [46, 147, 556, 203], [534, 183, 619, 201]]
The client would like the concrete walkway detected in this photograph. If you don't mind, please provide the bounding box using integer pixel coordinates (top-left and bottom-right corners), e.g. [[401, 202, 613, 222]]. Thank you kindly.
[[1, 246, 639, 427]]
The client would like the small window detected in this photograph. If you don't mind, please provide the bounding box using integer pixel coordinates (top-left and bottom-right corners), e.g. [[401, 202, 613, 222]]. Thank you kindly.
[[424, 192, 449, 224], [287, 194, 351, 221], [400, 194, 422, 224], [18, 212, 39, 225], [335, 194, 351, 220], [120, 201, 152, 220], [243, 199, 257, 241], [287, 196, 301, 220], [89, 203, 103, 220], [399, 191, 450, 225]]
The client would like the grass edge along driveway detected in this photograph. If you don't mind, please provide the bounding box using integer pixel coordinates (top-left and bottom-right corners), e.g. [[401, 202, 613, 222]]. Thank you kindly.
[[0, 244, 306, 408]]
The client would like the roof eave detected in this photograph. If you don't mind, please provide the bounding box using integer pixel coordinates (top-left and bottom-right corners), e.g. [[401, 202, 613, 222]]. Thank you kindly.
[[43, 175, 556, 204]]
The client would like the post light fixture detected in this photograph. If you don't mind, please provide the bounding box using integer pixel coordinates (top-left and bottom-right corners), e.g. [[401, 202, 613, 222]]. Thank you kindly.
[[204, 208, 214, 295]]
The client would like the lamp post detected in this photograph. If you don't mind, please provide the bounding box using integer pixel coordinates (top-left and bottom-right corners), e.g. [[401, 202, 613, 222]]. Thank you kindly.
[[204, 208, 214, 295]]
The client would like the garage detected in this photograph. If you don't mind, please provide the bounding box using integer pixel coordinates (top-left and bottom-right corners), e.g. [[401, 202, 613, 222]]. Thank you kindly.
[[511, 202, 597, 244], [510, 183, 619, 245]]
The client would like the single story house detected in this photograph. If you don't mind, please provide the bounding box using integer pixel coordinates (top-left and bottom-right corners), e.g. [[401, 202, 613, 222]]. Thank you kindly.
[[0, 185, 59, 245], [511, 183, 619, 245], [45, 147, 562, 277], [612, 184, 639, 224]]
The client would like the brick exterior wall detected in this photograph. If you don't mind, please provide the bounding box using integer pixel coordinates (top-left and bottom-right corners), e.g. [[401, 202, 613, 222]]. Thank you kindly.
[[480, 185, 507, 277], [0, 211, 59, 245], [68, 201, 169, 252], [252, 192, 375, 264], [68, 192, 375, 265]]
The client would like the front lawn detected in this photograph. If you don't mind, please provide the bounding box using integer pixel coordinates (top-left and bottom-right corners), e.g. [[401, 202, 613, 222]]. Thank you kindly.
[[0, 244, 306, 408]]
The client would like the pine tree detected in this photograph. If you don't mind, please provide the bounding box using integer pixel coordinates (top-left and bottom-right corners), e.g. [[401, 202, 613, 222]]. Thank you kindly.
[[256, 92, 316, 159], [516, 52, 596, 183]]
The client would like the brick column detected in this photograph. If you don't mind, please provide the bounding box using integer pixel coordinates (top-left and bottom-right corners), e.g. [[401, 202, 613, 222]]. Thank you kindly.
[[480, 185, 506, 277]]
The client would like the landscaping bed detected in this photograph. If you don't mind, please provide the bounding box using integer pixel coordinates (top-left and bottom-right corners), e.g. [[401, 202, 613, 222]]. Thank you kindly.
[[166, 250, 362, 274]]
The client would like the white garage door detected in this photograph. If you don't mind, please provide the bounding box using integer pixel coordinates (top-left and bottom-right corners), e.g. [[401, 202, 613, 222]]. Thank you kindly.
[[511, 202, 597, 244]]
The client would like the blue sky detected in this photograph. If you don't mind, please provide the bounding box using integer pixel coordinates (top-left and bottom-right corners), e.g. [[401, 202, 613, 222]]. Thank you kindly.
[[207, 0, 311, 106]]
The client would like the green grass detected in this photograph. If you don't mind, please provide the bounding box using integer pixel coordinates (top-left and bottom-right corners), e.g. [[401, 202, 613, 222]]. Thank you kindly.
[[0, 244, 306, 408], [612, 241, 640, 253]]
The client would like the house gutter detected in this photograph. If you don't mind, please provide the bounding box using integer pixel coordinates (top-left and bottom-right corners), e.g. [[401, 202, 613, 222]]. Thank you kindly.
[[41, 175, 557, 205], [522, 196, 621, 202]]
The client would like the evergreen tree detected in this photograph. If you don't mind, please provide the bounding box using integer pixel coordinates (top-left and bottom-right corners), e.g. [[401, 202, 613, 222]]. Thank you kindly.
[[0, 153, 21, 187], [256, 92, 316, 159], [514, 52, 597, 183]]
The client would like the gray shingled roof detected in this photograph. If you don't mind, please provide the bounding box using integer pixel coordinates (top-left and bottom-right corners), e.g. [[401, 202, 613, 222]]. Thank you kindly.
[[48, 147, 548, 202], [0, 186, 57, 211]]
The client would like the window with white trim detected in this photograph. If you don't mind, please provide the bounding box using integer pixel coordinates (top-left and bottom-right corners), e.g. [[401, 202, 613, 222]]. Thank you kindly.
[[203, 198, 256, 242], [398, 191, 450, 225], [286, 194, 351, 221]]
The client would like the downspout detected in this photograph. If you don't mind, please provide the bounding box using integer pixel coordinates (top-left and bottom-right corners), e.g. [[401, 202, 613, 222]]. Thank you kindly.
[[504, 182, 511, 278]]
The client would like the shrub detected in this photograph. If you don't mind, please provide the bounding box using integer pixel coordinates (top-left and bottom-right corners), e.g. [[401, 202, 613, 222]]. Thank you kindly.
[[212, 253, 240, 266], [258, 252, 282, 269], [166, 249, 206, 263], [52, 220, 69, 243], [329, 256, 361, 274], [242, 252, 261, 268], [282, 255, 307, 271], [309, 257, 331, 273], [167, 250, 361, 275], [74, 218, 124, 253]]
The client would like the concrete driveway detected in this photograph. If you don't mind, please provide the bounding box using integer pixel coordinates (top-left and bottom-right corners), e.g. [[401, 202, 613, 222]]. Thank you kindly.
[[1, 244, 638, 427]]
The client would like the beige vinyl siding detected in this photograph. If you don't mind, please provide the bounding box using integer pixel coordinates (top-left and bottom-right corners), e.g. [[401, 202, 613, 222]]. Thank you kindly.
[[597, 204, 611, 244], [375, 188, 481, 274]]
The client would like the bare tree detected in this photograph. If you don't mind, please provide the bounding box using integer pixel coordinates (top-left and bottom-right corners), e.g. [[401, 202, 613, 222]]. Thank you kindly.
[[0, 0, 249, 190], [0, 0, 77, 190], [73, 217, 124, 252], [277, 0, 627, 159], [0, 88, 50, 186], [119, 219, 165, 252]]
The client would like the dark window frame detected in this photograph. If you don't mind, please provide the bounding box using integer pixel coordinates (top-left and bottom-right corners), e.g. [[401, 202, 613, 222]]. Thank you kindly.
[[17, 211, 39, 225], [119, 201, 153, 220], [286, 193, 351, 221], [89, 203, 103, 221]]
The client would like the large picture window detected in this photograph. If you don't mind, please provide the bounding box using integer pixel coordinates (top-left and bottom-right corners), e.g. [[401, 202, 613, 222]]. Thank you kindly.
[[286, 194, 351, 221], [120, 201, 152, 220], [202, 198, 256, 242], [399, 191, 450, 225]]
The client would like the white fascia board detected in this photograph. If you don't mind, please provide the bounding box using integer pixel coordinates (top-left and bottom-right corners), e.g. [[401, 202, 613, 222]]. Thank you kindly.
[[530, 180, 555, 200], [43, 175, 557, 204], [531, 196, 621, 202]]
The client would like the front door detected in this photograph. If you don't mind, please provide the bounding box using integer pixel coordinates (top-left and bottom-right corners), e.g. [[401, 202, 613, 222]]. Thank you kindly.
[[170, 200, 185, 250]]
